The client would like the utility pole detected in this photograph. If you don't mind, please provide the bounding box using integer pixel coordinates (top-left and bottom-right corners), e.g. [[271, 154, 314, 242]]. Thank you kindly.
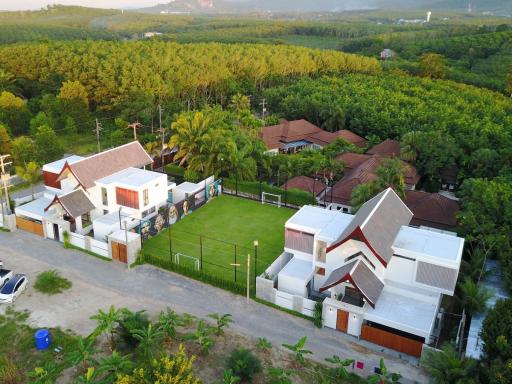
[[158, 105, 165, 169], [259, 98, 267, 119], [0, 154, 12, 214], [94, 118, 102, 153], [127, 122, 142, 141]]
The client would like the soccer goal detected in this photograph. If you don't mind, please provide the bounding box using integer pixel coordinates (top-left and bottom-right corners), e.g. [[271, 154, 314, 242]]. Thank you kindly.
[[173, 252, 200, 270], [261, 192, 282, 208]]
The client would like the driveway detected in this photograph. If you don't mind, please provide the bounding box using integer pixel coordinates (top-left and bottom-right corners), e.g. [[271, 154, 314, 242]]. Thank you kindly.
[[0, 230, 428, 383]]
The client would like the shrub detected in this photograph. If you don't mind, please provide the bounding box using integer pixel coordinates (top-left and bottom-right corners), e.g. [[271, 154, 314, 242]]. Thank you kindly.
[[117, 309, 150, 349], [226, 348, 262, 382], [33, 270, 72, 295], [0, 356, 24, 384], [256, 337, 272, 351], [62, 230, 70, 248], [184, 169, 201, 183], [313, 301, 323, 328]]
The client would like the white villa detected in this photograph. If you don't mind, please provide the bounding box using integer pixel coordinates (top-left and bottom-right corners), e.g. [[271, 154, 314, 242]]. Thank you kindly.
[[14, 142, 172, 252], [258, 188, 464, 357]]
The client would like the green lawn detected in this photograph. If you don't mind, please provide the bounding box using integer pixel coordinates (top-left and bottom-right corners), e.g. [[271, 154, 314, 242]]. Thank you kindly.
[[143, 195, 295, 283]]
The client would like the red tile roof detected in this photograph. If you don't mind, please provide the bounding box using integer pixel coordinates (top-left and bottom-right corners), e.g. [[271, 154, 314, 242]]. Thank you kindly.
[[331, 154, 420, 206], [260, 119, 366, 150], [405, 190, 459, 230], [57, 141, 153, 189], [366, 139, 401, 157], [280, 176, 327, 196]]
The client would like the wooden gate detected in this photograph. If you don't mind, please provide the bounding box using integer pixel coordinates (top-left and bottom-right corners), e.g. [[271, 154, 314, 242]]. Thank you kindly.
[[336, 310, 349, 332], [361, 325, 423, 357], [16, 217, 44, 236], [111, 241, 127, 263]]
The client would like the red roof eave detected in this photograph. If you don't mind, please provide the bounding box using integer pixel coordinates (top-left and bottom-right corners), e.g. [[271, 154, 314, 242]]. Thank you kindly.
[[319, 271, 376, 308], [326, 227, 388, 268], [44, 194, 73, 218], [56, 161, 87, 189]]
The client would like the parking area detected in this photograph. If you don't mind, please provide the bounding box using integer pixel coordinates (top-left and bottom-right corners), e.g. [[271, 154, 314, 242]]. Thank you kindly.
[[0, 230, 428, 383]]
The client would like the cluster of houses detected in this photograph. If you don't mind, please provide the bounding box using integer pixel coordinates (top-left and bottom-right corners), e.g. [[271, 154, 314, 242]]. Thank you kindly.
[[9, 118, 466, 359], [261, 119, 460, 232]]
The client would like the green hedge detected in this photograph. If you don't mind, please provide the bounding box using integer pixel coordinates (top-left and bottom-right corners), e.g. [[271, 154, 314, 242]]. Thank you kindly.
[[142, 252, 247, 296], [223, 178, 314, 206], [164, 164, 186, 176]]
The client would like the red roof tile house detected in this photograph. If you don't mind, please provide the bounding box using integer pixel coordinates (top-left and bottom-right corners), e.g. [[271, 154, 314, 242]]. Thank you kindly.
[[260, 119, 366, 154], [280, 176, 327, 198], [327, 152, 420, 213], [405, 190, 459, 230], [258, 188, 464, 357]]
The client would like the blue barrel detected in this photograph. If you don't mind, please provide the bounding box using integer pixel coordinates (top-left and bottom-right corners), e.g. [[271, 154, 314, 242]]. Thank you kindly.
[[34, 329, 50, 350]]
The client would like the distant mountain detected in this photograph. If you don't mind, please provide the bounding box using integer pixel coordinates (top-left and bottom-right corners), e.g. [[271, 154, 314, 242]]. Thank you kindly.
[[138, 0, 512, 14]]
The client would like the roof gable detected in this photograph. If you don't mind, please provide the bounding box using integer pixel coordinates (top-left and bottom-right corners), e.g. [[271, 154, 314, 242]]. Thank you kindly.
[[57, 142, 153, 189], [45, 189, 96, 218], [405, 190, 459, 228]]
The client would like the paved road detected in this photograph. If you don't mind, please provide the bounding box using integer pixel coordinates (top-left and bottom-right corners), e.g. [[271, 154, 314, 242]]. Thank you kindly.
[[0, 230, 428, 383]]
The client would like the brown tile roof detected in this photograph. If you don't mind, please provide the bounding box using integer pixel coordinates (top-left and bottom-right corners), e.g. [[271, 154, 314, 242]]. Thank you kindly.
[[405, 190, 459, 230], [45, 189, 96, 218], [334, 130, 366, 148], [280, 176, 327, 196], [366, 139, 401, 157], [330, 154, 420, 206], [319, 259, 384, 308], [328, 188, 413, 267], [260, 119, 366, 150], [57, 141, 153, 189]]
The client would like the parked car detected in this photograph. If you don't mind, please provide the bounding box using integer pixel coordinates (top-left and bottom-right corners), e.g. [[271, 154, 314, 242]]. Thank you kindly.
[[0, 274, 28, 303], [0, 261, 13, 288]]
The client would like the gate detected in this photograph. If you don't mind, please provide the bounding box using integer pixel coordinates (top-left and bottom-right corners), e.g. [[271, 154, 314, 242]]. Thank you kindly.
[[111, 241, 127, 263], [16, 217, 44, 236], [361, 324, 423, 357]]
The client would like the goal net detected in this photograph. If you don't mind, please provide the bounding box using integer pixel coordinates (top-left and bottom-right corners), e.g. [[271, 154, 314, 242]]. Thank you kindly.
[[261, 192, 282, 208], [173, 252, 200, 270]]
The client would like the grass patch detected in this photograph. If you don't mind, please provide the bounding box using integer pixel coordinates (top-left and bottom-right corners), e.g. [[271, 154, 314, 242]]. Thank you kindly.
[[143, 195, 294, 283], [0, 308, 78, 383], [34, 270, 72, 295]]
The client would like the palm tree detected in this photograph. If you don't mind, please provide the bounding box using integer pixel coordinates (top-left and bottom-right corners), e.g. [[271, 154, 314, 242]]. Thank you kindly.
[[144, 141, 161, 158], [229, 93, 250, 115], [367, 358, 401, 384], [458, 278, 492, 316], [67, 336, 98, 373], [325, 355, 354, 380], [375, 157, 406, 198], [15, 161, 41, 200], [350, 182, 381, 212], [130, 323, 164, 359], [422, 344, 477, 384], [90, 305, 124, 352], [169, 112, 211, 167], [207, 313, 233, 336], [98, 351, 133, 382], [400, 131, 421, 163]]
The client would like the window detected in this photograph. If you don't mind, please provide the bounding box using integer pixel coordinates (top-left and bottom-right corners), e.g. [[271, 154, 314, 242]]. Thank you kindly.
[[116, 187, 139, 209], [143, 189, 149, 206], [342, 207, 349, 213], [101, 187, 108, 206], [142, 206, 156, 218]]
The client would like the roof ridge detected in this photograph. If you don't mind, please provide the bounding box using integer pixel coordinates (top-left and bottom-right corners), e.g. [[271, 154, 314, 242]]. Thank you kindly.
[[71, 141, 142, 165], [361, 188, 390, 228]]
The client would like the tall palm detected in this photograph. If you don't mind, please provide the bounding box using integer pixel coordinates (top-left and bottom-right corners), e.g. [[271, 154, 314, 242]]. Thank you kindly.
[[229, 93, 250, 115], [350, 182, 381, 212], [422, 344, 477, 384], [98, 351, 133, 382], [169, 112, 211, 167], [458, 278, 492, 316], [375, 157, 405, 198], [68, 336, 98, 373], [130, 323, 164, 359], [144, 141, 161, 158], [90, 305, 124, 352], [400, 131, 421, 163], [15, 161, 41, 199]]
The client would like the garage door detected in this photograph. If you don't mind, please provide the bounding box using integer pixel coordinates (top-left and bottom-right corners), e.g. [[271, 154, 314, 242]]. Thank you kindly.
[[16, 217, 44, 237], [361, 324, 423, 357]]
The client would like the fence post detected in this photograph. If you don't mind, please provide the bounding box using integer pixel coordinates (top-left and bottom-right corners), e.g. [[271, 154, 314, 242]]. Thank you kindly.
[[234, 244, 237, 282], [199, 235, 203, 274]]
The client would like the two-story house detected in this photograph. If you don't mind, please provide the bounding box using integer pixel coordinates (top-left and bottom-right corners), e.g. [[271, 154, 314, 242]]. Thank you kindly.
[[15, 142, 170, 242], [274, 188, 464, 357]]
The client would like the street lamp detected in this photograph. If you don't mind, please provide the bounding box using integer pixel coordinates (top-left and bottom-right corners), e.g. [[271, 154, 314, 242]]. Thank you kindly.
[[253, 240, 259, 286]]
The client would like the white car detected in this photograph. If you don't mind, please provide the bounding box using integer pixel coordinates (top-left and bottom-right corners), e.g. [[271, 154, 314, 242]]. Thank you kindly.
[[0, 262, 13, 288], [0, 274, 28, 304]]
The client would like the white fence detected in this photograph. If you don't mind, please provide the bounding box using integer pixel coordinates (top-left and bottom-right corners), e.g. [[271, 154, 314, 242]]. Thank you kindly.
[[90, 238, 109, 258], [68, 232, 110, 259]]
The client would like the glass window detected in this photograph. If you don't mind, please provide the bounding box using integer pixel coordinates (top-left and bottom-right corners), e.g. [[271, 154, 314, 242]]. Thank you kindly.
[[101, 187, 108, 206], [143, 189, 149, 206]]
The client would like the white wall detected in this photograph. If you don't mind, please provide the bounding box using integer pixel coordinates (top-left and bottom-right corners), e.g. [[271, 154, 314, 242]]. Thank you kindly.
[[278, 273, 308, 297], [385, 256, 416, 286], [284, 248, 313, 262]]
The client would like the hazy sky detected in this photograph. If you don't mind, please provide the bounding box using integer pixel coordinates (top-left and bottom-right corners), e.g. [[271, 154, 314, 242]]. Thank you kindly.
[[0, 1, 161, 11]]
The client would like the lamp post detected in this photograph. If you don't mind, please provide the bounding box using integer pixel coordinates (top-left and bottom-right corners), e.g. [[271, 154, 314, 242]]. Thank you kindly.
[[253, 240, 259, 287]]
